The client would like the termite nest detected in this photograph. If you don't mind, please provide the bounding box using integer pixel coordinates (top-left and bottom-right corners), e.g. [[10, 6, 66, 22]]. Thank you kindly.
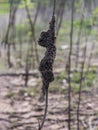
[[38, 15, 56, 100]]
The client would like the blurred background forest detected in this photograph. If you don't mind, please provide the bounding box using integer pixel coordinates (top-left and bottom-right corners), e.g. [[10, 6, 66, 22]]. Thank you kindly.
[[0, 0, 98, 130]]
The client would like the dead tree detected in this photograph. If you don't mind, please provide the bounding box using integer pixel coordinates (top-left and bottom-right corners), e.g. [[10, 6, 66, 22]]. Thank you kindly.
[[24, 0, 41, 87], [56, 0, 66, 37], [24, 0, 40, 66], [2, 0, 19, 68], [67, 0, 75, 130]]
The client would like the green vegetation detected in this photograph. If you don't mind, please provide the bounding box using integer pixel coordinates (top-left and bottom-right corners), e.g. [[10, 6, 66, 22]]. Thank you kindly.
[[19, 0, 35, 9], [71, 70, 96, 93], [6, 91, 14, 98], [0, 0, 36, 14], [49, 70, 97, 94], [49, 79, 68, 94], [92, 7, 98, 25], [15, 20, 43, 42], [26, 86, 40, 96], [6, 86, 39, 98], [18, 89, 26, 96], [0, 3, 10, 14]]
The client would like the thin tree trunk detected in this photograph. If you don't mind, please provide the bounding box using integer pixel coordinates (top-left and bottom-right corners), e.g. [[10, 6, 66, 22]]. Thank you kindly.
[[67, 0, 75, 130], [56, 0, 66, 37], [77, 44, 87, 130], [24, 0, 40, 65]]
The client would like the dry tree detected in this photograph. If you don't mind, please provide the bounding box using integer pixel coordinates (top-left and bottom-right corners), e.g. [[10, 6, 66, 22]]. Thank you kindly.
[[24, 0, 41, 87], [38, 0, 56, 129], [1, 0, 19, 68], [56, 0, 66, 37], [77, 44, 87, 130], [24, 0, 40, 65], [66, 0, 75, 130], [75, 13, 84, 70]]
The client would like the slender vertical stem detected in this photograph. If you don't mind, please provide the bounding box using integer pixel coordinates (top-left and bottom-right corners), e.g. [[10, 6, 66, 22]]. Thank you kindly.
[[67, 0, 75, 130], [75, 14, 84, 69], [24, 42, 30, 87], [87, 41, 95, 73], [38, 87, 48, 130], [53, 0, 56, 16], [77, 45, 86, 130], [24, 0, 40, 64], [56, 0, 66, 37]]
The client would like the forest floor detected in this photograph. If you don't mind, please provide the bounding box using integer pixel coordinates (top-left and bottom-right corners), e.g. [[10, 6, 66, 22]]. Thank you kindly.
[[0, 73, 98, 130], [0, 40, 98, 130]]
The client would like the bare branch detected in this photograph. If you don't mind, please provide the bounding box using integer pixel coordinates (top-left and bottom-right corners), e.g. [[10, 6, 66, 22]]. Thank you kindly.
[[77, 40, 87, 130], [56, 0, 66, 37], [67, 0, 75, 130], [24, 0, 40, 64]]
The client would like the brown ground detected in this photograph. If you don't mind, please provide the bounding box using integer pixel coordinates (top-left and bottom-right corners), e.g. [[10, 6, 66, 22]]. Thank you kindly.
[[0, 76, 98, 130]]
